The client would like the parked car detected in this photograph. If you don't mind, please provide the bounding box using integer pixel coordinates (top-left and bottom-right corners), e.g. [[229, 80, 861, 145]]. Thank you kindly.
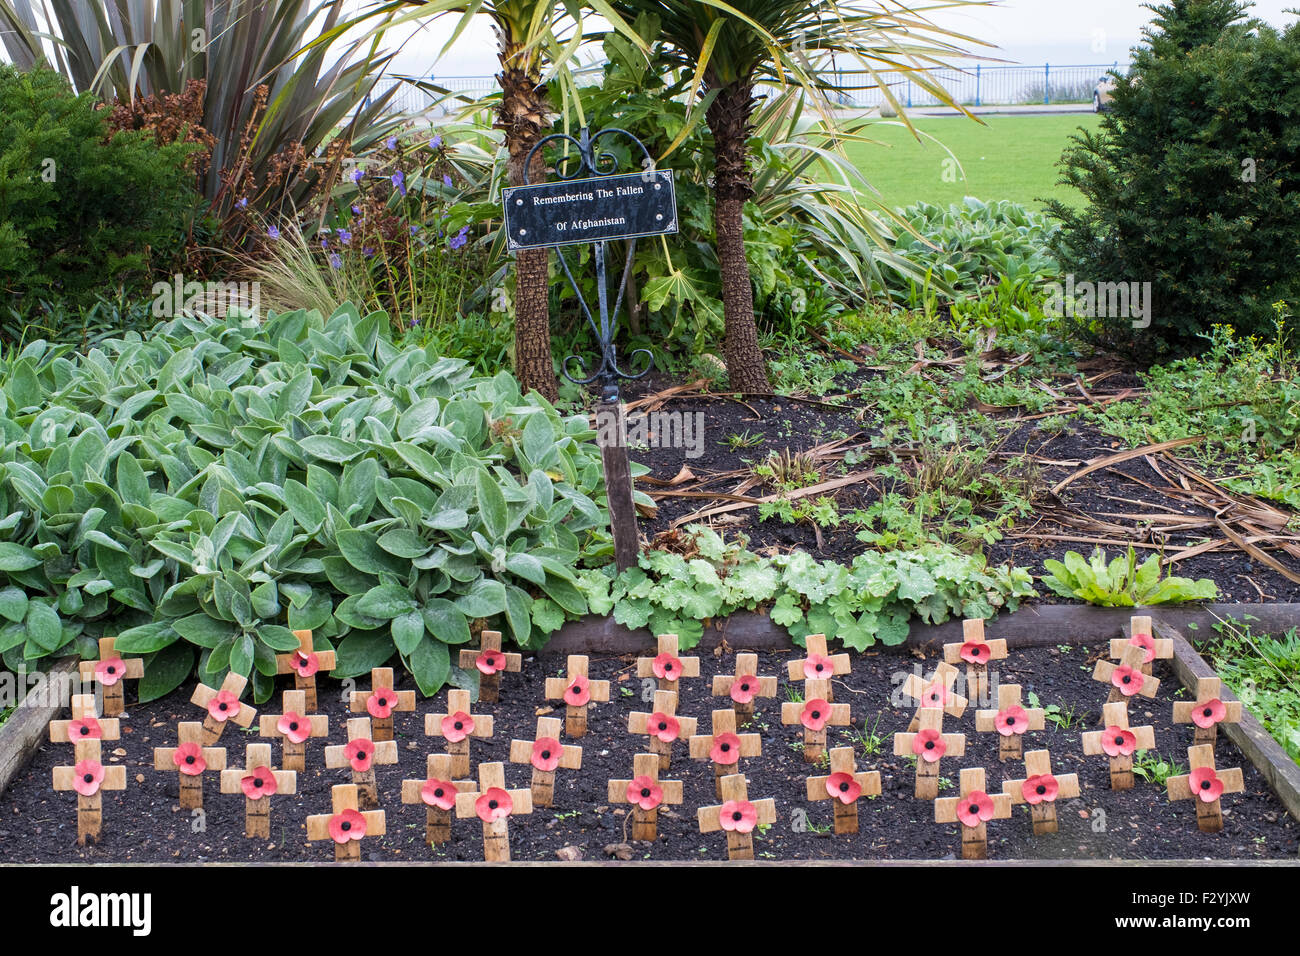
[[1094, 75, 1116, 112]]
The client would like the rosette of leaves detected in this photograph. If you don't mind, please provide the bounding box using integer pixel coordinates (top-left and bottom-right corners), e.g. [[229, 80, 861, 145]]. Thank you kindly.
[[0, 304, 638, 701], [1041, 548, 1217, 607], [554, 525, 1037, 651]]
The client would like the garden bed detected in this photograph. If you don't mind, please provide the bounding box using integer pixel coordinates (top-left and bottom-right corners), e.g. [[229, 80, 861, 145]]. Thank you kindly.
[[1, 629, 1295, 863]]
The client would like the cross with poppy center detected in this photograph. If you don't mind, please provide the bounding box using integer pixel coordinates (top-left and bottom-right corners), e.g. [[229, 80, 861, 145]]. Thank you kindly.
[[786, 634, 851, 702], [426, 688, 495, 778], [152, 721, 227, 811], [402, 753, 473, 846], [307, 784, 386, 862], [781, 678, 850, 764], [1092, 642, 1161, 701], [636, 633, 701, 691], [544, 655, 611, 738], [509, 715, 583, 808], [274, 629, 337, 712], [1173, 676, 1243, 745], [609, 752, 684, 841], [689, 708, 762, 798], [458, 629, 522, 703], [1082, 700, 1156, 790], [697, 772, 777, 861], [935, 766, 1013, 860], [77, 637, 144, 717], [893, 706, 966, 800], [805, 746, 882, 835], [350, 667, 416, 741], [454, 761, 535, 862], [51, 694, 127, 846], [628, 689, 697, 771], [190, 672, 257, 745], [975, 683, 1045, 762], [901, 661, 969, 731], [1002, 748, 1081, 836], [220, 743, 297, 839], [943, 618, 1008, 704], [711, 651, 777, 718], [1167, 743, 1245, 834], [326, 717, 398, 809], [258, 689, 329, 772]]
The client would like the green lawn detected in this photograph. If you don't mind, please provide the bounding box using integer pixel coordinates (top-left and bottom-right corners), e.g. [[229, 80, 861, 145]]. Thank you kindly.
[[840, 113, 1102, 212]]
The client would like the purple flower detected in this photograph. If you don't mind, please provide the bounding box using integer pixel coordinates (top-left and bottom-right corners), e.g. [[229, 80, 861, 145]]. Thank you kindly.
[[442, 173, 453, 189], [320, 237, 330, 249], [363, 246, 375, 258], [267, 225, 281, 240], [429, 135, 443, 149], [236, 197, 249, 209], [351, 205, 362, 216], [392, 171, 406, 197], [350, 168, 364, 184], [328, 253, 342, 270], [386, 136, 398, 150], [449, 225, 470, 251], [337, 229, 352, 245], [410, 318, 420, 327]]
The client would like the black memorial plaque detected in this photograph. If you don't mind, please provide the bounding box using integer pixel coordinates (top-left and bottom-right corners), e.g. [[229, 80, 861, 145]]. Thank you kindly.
[[503, 169, 678, 250]]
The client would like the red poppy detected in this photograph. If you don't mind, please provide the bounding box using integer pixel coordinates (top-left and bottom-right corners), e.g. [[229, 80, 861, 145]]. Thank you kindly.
[[825, 772, 861, 804], [277, 711, 311, 744], [345, 738, 375, 772], [475, 787, 513, 822], [292, 650, 319, 677], [366, 688, 398, 720], [651, 653, 682, 682], [996, 706, 1029, 737], [531, 737, 563, 772], [921, 680, 948, 709], [719, 800, 759, 834], [646, 712, 680, 743], [959, 641, 989, 665], [241, 766, 278, 799], [73, 759, 105, 797], [1111, 665, 1143, 697], [441, 711, 475, 743], [328, 808, 367, 843], [800, 698, 832, 731], [710, 732, 743, 765], [1189, 766, 1224, 803], [1129, 631, 1156, 664], [95, 658, 126, 687], [1021, 773, 1059, 805], [475, 649, 506, 675], [563, 674, 591, 707], [207, 689, 240, 723], [626, 775, 663, 811], [730, 675, 760, 705], [173, 741, 207, 776], [802, 653, 834, 680], [911, 728, 946, 763], [956, 791, 996, 828], [420, 778, 458, 811], [68, 716, 103, 741], [1191, 698, 1227, 729], [1101, 726, 1137, 757]]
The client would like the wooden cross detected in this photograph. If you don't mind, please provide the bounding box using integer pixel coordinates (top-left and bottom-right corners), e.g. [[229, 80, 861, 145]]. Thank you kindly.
[[975, 683, 1044, 761], [50, 694, 120, 749], [258, 689, 329, 772], [893, 706, 965, 799], [1092, 641, 1160, 704], [697, 772, 776, 861], [1002, 748, 1081, 835], [901, 661, 968, 731], [786, 633, 850, 701], [509, 715, 582, 807], [426, 688, 493, 778], [944, 618, 1007, 704], [458, 629, 521, 703], [1107, 615, 1172, 684], [152, 721, 226, 810], [1081, 701, 1156, 790], [689, 708, 762, 798], [274, 628, 336, 712], [401, 754, 474, 846], [805, 746, 881, 835], [50, 695, 125, 845], [1173, 676, 1243, 744], [306, 783, 386, 861], [935, 767, 1013, 860], [608, 752, 684, 842], [219, 743, 296, 838], [1167, 744, 1245, 833], [326, 716, 398, 809], [454, 761, 534, 862], [628, 689, 697, 770], [190, 671, 257, 745], [711, 652, 777, 720], [636, 633, 700, 692], [781, 678, 850, 763], [543, 655, 610, 737], [349, 667, 415, 741], [77, 637, 143, 716]]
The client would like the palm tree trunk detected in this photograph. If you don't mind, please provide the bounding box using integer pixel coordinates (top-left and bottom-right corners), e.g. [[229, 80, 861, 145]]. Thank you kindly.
[[498, 56, 558, 402], [706, 80, 770, 393]]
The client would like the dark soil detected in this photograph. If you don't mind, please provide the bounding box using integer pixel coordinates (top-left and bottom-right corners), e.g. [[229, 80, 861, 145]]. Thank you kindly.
[[2, 642, 1296, 862], [623, 369, 1300, 604]]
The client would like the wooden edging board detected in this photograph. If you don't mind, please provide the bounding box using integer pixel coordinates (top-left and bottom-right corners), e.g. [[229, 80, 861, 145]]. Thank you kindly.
[[0, 659, 80, 797], [544, 602, 1300, 655], [1154, 618, 1300, 825]]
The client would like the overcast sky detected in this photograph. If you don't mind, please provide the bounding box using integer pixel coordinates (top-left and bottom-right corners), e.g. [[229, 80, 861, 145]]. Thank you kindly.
[[380, 0, 1300, 78]]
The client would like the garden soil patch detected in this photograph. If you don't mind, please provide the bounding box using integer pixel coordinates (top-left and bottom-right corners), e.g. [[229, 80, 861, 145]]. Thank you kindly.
[[1, 643, 1295, 862]]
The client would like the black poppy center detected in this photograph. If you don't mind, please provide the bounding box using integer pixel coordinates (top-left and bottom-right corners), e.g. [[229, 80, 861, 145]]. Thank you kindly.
[[740, 683, 750, 691], [641, 788, 652, 798], [1036, 785, 1047, 795], [79, 726, 90, 735], [925, 741, 936, 750], [839, 781, 850, 792], [1005, 717, 1016, 726], [1201, 780, 1212, 790], [106, 666, 117, 675], [83, 773, 94, 783], [289, 722, 299, 732], [488, 799, 499, 810], [341, 820, 352, 831], [968, 804, 979, 815], [815, 663, 825, 673], [1115, 735, 1125, 745], [811, 710, 821, 720], [185, 755, 196, 764], [254, 777, 264, 788], [541, 750, 551, 759], [1122, 675, 1132, 684], [1203, 707, 1213, 717], [219, 703, 228, 711], [732, 811, 743, 821], [720, 742, 731, 752], [657, 722, 668, 731], [454, 721, 463, 731], [434, 788, 444, 797]]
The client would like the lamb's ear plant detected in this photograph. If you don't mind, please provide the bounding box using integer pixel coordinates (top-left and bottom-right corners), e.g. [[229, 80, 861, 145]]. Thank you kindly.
[[1041, 547, 1217, 607], [0, 305, 653, 701]]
